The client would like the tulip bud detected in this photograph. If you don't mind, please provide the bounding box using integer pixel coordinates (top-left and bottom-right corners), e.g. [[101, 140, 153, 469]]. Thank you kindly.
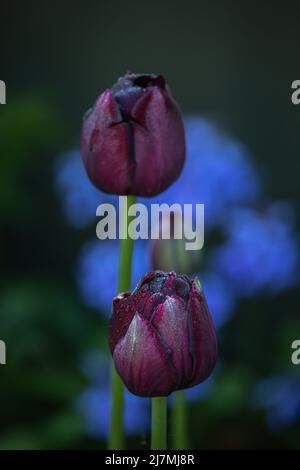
[[81, 72, 185, 196], [109, 271, 217, 397], [150, 212, 202, 273]]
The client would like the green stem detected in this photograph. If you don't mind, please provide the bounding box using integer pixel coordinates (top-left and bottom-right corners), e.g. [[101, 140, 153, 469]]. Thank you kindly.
[[151, 397, 167, 450], [172, 390, 188, 449], [109, 195, 136, 450]]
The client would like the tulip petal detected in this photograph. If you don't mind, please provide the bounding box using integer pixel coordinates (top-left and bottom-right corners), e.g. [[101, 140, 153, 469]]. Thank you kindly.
[[113, 312, 176, 397], [81, 90, 133, 194], [151, 296, 193, 388], [187, 282, 217, 387], [109, 292, 135, 353], [131, 87, 185, 196]]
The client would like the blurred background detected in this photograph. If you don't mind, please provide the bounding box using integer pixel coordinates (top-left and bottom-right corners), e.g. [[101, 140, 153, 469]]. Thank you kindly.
[[0, 0, 300, 449]]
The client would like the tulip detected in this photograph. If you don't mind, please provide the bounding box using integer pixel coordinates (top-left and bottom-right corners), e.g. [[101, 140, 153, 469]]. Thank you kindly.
[[81, 72, 185, 196], [109, 271, 217, 397]]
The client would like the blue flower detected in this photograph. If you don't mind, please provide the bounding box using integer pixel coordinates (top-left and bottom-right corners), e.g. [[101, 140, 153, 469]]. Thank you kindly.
[[210, 204, 299, 296], [253, 374, 300, 430], [76, 239, 150, 313]]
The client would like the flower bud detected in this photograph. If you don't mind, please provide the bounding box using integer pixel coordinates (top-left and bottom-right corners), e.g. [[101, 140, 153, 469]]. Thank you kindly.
[[109, 271, 217, 397], [81, 72, 185, 196], [150, 212, 202, 273]]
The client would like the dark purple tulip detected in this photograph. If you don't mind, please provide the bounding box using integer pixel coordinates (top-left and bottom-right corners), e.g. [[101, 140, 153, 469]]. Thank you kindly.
[[81, 72, 185, 196], [109, 271, 217, 397]]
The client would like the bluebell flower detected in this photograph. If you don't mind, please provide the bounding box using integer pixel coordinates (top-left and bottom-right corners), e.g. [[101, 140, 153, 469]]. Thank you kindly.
[[253, 374, 300, 430], [77, 351, 150, 438], [210, 204, 299, 296], [76, 239, 150, 313]]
